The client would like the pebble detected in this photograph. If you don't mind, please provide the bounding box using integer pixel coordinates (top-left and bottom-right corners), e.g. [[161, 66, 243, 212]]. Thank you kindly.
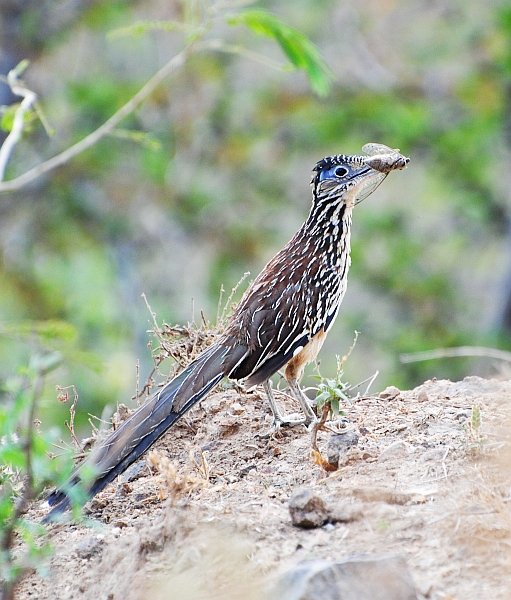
[[416, 390, 429, 402], [288, 488, 362, 529], [75, 536, 103, 560], [288, 488, 329, 529], [230, 402, 245, 414], [120, 460, 147, 483], [378, 440, 410, 462], [273, 555, 418, 600], [326, 430, 360, 468], [379, 386, 401, 400]]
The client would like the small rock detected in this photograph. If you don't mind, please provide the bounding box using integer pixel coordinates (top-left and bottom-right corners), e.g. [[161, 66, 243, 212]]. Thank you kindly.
[[379, 386, 401, 400], [326, 430, 359, 467], [230, 402, 245, 414], [218, 416, 240, 437], [416, 390, 429, 402], [201, 440, 222, 452], [289, 488, 329, 529], [89, 497, 108, 511], [419, 447, 448, 462], [133, 491, 152, 503], [116, 482, 132, 497], [75, 536, 103, 560], [239, 464, 257, 477], [120, 460, 147, 483], [378, 440, 410, 462], [205, 397, 225, 414], [274, 555, 418, 600]]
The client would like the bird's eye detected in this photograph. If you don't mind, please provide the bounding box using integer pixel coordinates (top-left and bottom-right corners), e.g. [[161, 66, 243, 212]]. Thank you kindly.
[[334, 166, 348, 177]]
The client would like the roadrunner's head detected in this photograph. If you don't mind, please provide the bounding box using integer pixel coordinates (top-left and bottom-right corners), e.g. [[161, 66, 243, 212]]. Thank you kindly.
[[311, 145, 409, 209]]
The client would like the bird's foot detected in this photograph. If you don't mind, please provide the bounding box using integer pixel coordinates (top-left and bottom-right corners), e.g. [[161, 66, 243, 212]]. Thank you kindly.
[[257, 413, 310, 439], [321, 416, 350, 433]]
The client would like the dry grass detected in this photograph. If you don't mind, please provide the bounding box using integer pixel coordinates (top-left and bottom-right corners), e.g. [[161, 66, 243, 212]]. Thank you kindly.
[[146, 449, 209, 505]]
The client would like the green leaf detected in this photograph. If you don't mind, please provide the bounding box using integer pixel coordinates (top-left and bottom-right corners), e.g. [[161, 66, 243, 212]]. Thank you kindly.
[[228, 9, 332, 96], [316, 391, 331, 404], [0, 445, 26, 469], [0, 103, 20, 133], [0, 100, 38, 134], [0, 493, 14, 522], [12, 59, 30, 77]]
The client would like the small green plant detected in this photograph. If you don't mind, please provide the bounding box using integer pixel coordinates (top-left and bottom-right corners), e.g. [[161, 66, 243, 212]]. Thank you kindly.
[[310, 332, 380, 470], [0, 321, 91, 599], [314, 367, 351, 420], [313, 331, 361, 419], [0, 360, 62, 597]]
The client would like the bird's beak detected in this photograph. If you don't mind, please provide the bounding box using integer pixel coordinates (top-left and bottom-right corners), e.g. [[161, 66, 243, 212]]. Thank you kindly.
[[351, 167, 388, 205], [351, 145, 409, 206]]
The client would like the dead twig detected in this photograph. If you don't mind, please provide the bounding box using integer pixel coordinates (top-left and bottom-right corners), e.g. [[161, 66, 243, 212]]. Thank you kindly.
[[0, 63, 37, 182], [400, 346, 511, 364], [56, 384, 80, 449]]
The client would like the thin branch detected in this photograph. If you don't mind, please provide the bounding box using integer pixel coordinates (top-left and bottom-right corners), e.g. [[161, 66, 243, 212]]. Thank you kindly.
[[207, 39, 287, 71], [0, 69, 37, 182], [0, 35, 296, 195], [141, 292, 162, 335], [400, 346, 511, 364], [0, 34, 305, 195], [0, 41, 211, 194], [0, 368, 44, 600], [349, 369, 380, 396]]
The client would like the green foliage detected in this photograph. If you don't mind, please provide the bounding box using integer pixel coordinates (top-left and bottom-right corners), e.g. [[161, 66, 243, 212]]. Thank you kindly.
[[0, 352, 79, 594], [67, 78, 139, 127], [0, 104, 18, 134], [228, 9, 332, 96], [0, 320, 77, 344], [314, 373, 350, 418], [314, 333, 361, 418], [0, 102, 38, 135], [0, 324, 99, 595], [82, 0, 127, 30], [470, 404, 481, 432], [109, 7, 332, 96]]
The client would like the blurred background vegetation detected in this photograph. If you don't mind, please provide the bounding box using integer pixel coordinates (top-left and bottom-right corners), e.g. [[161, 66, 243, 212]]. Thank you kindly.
[[1, 0, 510, 435]]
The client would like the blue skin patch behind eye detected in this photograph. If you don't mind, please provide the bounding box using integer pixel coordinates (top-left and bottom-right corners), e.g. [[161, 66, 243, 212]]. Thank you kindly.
[[319, 165, 350, 181]]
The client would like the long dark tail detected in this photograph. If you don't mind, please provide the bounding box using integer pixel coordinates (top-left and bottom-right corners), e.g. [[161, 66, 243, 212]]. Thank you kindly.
[[45, 342, 236, 521]]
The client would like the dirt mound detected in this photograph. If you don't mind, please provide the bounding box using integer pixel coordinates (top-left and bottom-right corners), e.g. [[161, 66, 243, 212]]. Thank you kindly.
[[19, 377, 511, 599]]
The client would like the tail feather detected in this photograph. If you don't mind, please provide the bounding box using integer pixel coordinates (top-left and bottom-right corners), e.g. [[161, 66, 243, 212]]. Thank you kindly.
[[44, 342, 235, 521]]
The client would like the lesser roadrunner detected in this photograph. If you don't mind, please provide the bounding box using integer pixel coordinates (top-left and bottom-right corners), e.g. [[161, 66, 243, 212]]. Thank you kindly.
[[45, 143, 409, 519]]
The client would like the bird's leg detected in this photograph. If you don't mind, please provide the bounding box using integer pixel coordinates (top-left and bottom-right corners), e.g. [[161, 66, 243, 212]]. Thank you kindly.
[[283, 334, 324, 426], [262, 380, 307, 429], [286, 378, 317, 426]]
